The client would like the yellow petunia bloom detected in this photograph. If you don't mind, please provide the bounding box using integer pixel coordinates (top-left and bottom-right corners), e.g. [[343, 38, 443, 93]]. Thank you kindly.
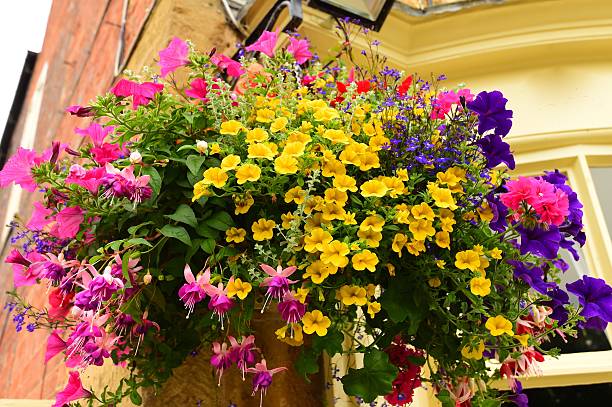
[[428, 277, 442, 287], [435, 231, 451, 249], [225, 227, 246, 243], [284, 186, 306, 204], [210, 143, 221, 154], [360, 215, 385, 232], [281, 212, 296, 229], [302, 310, 331, 336], [313, 107, 340, 122], [367, 301, 381, 318], [282, 141, 306, 157], [246, 128, 269, 143], [383, 177, 406, 197], [369, 135, 390, 151], [338, 285, 368, 306], [411, 202, 435, 221], [304, 260, 332, 284], [409, 219, 435, 241], [320, 240, 350, 268], [477, 202, 495, 222], [304, 228, 333, 253], [440, 216, 456, 233], [322, 159, 347, 178], [202, 167, 229, 188], [396, 168, 409, 181], [226, 277, 252, 300], [514, 334, 530, 347], [323, 129, 350, 144], [351, 250, 378, 272], [220, 120, 244, 135], [343, 211, 357, 225], [333, 175, 358, 192], [288, 130, 312, 145], [489, 247, 503, 259], [295, 287, 310, 303], [235, 164, 261, 184], [392, 233, 408, 257], [220, 154, 241, 170], [406, 239, 426, 256], [270, 117, 288, 133], [275, 323, 304, 346], [324, 188, 348, 205], [470, 277, 491, 296], [248, 143, 276, 160], [461, 340, 485, 360], [358, 153, 380, 171], [357, 228, 383, 248], [360, 180, 388, 198], [274, 155, 299, 174], [192, 180, 210, 202], [251, 218, 276, 241], [256, 108, 275, 123], [234, 193, 254, 214], [430, 185, 458, 210], [455, 250, 481, 272], [485, 315, 514, 336], [436, 259, 446, 269], [303, 196, 324, 214], [321, 202, 346, 221]]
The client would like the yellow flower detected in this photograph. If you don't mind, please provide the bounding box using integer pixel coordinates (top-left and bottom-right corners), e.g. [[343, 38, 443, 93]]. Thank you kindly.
[[246, 128, 269, 143], [288, 130, 312, 145], [284, 186, 306, 204], [430, 185, 458, 210], [358, 153, 380, 171], [440, 216, 456, 233], [470, 277, 491, 296], [396, 168, 409, 181], [386, 263, 396, 276], [274, 155, 299, 174], [275, 323, 304, 346], [235, 164, 261, 184], [225, 227, 246, 243], [383, 177, 406, 197], [489, 247, 503, 260], [436, 259, 446, 269], [220, 154, 241, 170], [256, 108, 275, 123], [369, 135, 390, 151], [227, 277, 252, 300], [251, 218, 275, 241], [321, 202, 346, 221], [455, 250, 481, 272], [333, 175, 358, 192], [300, 120, 314, 132], [343, 211, 357, 225], [324, 188, 348, 205], [367, 301, 381, 318], [409, 219, 435, 241], [304, 228, 333, 253], [304, 260, 332, 284], [210, 143, 222, 154], [234, 193, 254, 214], [338, 285, 367, 306], [351, 250, 378, 272], [282, 142, 306, 157], [303, 196, 324, 214], [411, 202, 435, 221], [270, 117, 288, 133], [461, 340, 485, 360], [359, 215, 385, 232], [192, 180, 210, 202], [360, 180, 388, 198], [202, 167, 229, 188], [281, 212, 296, 229], [313, 107, 340, 122], [477, 202, 495, 222], [435, 231, 451, 249], [514, 334, 530, 347], [322, 159, 346, 177], [248, 143, 276, 160], [392, 233, 408, 257], [220, 120, 244, 135], [295, 288, 310, 303], [320, 240, 350, 268], [428, 277, 442, 287], [302, 310, 331, 336], [406, 239, 426, 256], [323, 129, 350, 144], [485, 315, 514, 336], [357, 228, 383, 248]]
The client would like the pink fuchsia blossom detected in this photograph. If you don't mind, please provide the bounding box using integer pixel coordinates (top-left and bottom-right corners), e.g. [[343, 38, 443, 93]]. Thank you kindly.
[[104, 164, 152, 203], [277, 291, 306, 324], [185, 78, 208, 101], [247, 359, 287, 399], [158, 36, 189, 77], [211, 54, 245, 78], [82, 331, 120, 366], [178, 265, 210, 318], [205, 281, 235, 328], [65, 165, 110, 195], [287, 37, 312, 64], [45, 329, 67, 363], [110, 78, 164, 109], [259, 263, 298, 305], [88, 266, 125, 302], [50, 206, 84, 239], [65, 105, 94, 117], [53, 371, 91, 407], [500, 349, 544, 391], [47, 288, 74, 321], [75, 122, 115, 147], [245, 30, 279, 58], [228, 335, 258, 379], [211, 341, 233, 385], [0, 147, 44, 191], [27, 201, 53, 230]]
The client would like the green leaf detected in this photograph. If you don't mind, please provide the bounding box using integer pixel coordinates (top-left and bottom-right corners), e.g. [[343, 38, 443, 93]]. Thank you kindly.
[[122, 252, 132, 288], [159, 224, 192, 246], [186, 155, 207, 176], [141, 167, 162, 197], [129, 390, 142, 405], [143, 285, 166, 311], [205, 211, 234, 231], [128, 221, 154, 236], [295, 349, 320, 379], [436, 390, 455, 407], [201, 238, 216, 254], [124, 238, 153, 248], [165, 204, 198, 228], [475, 399, 502, 407], [313, 329, 344, 356], [380, 278, 427, 333], [341, 349, 398, 403], [195, 223, 219, 239]]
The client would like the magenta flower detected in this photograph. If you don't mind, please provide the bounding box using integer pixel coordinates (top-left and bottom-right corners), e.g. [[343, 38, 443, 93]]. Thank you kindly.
[[90, 142, 125, 165], [45, 329, 67, 363], [65, 165, 110, 195], [110, 78, 164, 109], [5, 250, 46, 287], [65, 104, 94, 117], [247, 359, 287, 399], [158, 36, 189, 77], [467, 90, 513, 136], [228, 335, 258, 379], [0, 147, 44, 191], [82, 331, 120, 366], [104, 164, 152, 203], [50, 206, 84, 239], [53, 371, 91, 407], [246, 30, 279, 58], [287, 37, 312, 64], [211, 54, 245, 78], [211, 341, 233, 385], [26, 201, 53, 230], [178, 265, 210, 318], [185, 78, 208, 101], [75, 122, 115, 147], [205, 282, 235, 328], [533, 188, 569, 226], [88, 266, 125, 302], [259, 263, 298, 305], [277, 291, 306, 324]]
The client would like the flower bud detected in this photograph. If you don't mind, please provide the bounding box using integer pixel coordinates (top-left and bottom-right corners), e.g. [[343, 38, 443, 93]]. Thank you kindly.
[[196, 140, 208, 154], [143, 272, 152, 285], [129, 151, 142, 164]]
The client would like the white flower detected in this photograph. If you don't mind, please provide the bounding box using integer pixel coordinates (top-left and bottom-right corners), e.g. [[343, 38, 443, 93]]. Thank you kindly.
[[196, 140, 208, 153], [129, 151, 142, 164]]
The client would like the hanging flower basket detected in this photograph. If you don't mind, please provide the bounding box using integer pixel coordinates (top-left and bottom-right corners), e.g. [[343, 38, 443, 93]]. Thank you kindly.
[[2, 23, 611, 407]]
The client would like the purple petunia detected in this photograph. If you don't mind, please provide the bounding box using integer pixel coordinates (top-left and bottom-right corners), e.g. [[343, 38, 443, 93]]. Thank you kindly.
[[517, 224, 561, 259], [566, 276, 612, 330], [509, 260, 556, 295], [476, 134, 515, 169], [467, 90, 513, 136]]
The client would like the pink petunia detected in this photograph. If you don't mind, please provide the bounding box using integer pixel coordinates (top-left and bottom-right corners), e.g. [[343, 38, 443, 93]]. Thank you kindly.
[[158, 36, 189, 77], [53, 371, 91, 407], [65, 105, 94, 117], [287, 37, 312, 64], [75, 122, 115, 147], [45, 329, 67, 363], [0, 147, 43, 191], [185, 78, 208, 101], [211, 54, 245, 78], [50, 206, 84, 239], [65, 165, 110, 194], [27, 201, 53, 230], [90, 143, 125, 165], [110, 79, 164, 109], [245, 30, 279, 58]]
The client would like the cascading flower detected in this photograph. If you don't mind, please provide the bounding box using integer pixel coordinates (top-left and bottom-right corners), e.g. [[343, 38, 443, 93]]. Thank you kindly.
[[246, 359, 287, 403], [178, 265, 210, 318], [259, 263, 298, 307], [228, 335, 258, 379]]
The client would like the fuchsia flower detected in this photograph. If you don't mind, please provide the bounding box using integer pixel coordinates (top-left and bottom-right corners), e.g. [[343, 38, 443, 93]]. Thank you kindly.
[[65, 165, 110, 195], [110, 78, 164, 109], [47, 288, 74, 321], [277, 291, 306, 324], [82, 330, 120, 366], [178, 265, 210, 318], [50, 206, 84, 239], [205, 281, 235, 328], [287, 37, 312, 64], [228, 335, 258, 379], [104, 164, 152, 203], [500, 349, 544, 391], [75, 122, 115, 147], [245, 30, 279, 58], [247, 359, 287, 401], [158, 36, 189, 77], [211, 54, 245, 78], [211, 341, 233, 385], [53, 371, 91, 407], [88, 266, 125, 302], [259, 263, 298, 306], [185, 77, 208, 101]]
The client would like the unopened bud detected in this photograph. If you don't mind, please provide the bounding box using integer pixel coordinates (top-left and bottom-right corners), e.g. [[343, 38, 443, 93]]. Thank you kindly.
[[196, 140, 208, 154], [143, 272, 152, 285], [129, 151, 142, 164]]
